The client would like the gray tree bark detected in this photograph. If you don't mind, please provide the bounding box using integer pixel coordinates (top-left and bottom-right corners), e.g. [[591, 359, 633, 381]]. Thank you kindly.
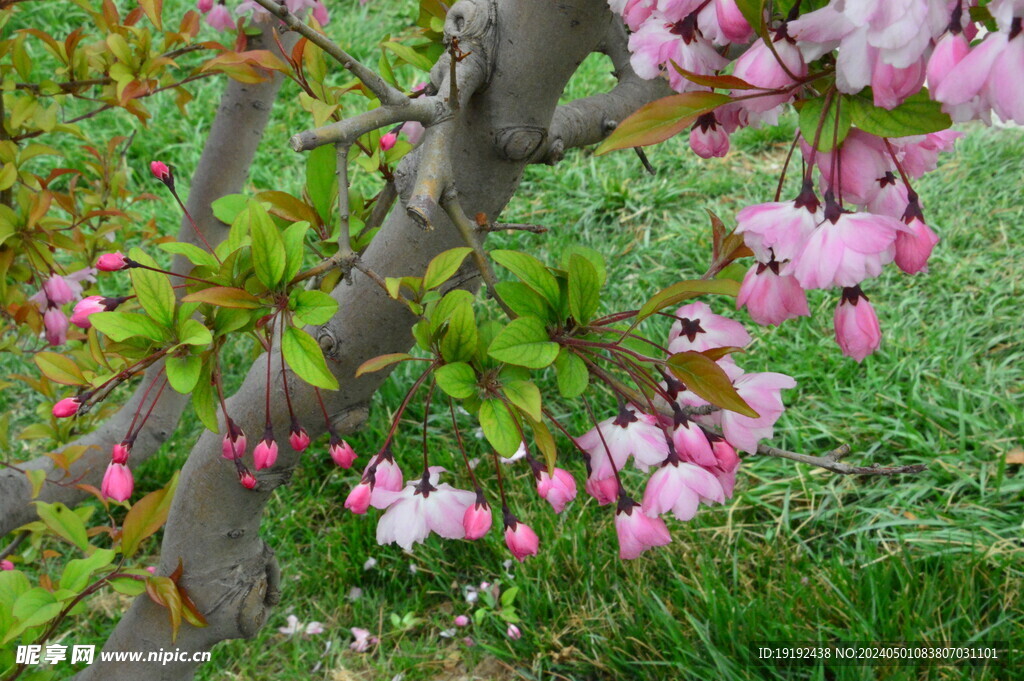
[[47, 2, 670, 678]]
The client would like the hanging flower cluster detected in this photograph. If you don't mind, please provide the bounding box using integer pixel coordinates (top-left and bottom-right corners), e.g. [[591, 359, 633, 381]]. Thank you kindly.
[[603, 0, 1013, 362]]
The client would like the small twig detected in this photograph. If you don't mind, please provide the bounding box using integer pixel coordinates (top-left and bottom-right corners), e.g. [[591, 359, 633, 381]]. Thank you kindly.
[[289, 97, 442, 151], [0, 532, 27, 561], [251, 0, 407, 107], [351, 258, 389, 293], [441, 195, 515, 318], [477, 222, 549, 234], [755, 443, 928, 476], [336, 143, 352, 255], [634, 148, 655, 175]]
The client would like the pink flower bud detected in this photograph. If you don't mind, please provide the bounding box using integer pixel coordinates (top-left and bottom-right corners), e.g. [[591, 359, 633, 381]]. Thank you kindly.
[[463, 497, 492, 540], [288, 426, 310, 452], [379, 132, 398, 151], [254, 437, 279, 470], [715, 0, 753, 43], [927, 32, 971, 95], [43, 308, 69, 346], [145, 566, 157, 574], [52, 397, 81, 418], [710, 437, 739, 472], [111, 441, 131, 465], [506, 624, 522, 640], [96, 252, 128, 271], [221, 425, 247, 460], [689, 114, 730, 159], [344, 481, 373, 514], [400, 120, 424, 145], [150, 160, 172, 183], [834, 287, 881, 363], [0, 559, 13, 571], [736, 261, 810, 327], [584, 475, 619, 506], [43, 275, 75, 305], [238, 469, 258, 489], [312, 0, 329, 24], [197, 0, 214, 12], [101, 462, 134, 502], [71, 296, 105, 329], [895, 207, 939, 275], [454, 615, 470, 627], [536, 468, 577, 513], [206, 4, 234, 31], [329, 436, 357, 468], [503, 515, 539, 562]]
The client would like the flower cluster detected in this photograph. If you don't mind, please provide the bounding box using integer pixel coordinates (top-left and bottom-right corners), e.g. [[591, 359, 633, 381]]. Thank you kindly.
[[606, 0, 996, 361]]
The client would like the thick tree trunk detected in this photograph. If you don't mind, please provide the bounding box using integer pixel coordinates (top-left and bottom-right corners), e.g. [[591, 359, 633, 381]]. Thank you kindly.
[[0, 30, 290, 538], [74, 2, 667, 678]]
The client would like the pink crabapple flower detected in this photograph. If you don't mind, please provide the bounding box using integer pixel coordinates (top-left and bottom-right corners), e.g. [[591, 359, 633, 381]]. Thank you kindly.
[[238, 469, 258, 490], [101, 462, 134, 502], [895, 213, 940, 275], [926, 31, 971, 94], [715, 0, 753, 43], [111, 441, 131, 465], [1, 560, 14, 571], [709, 435, 739, 472], [867, 173, 910, 218], [507, 624, 522, 640], [731, 35, 806, 113], [504, 513, 540, 562], [288, 426, 310, 452], [42, 275, 75, 306], [197, 0, 214, 11], [689, 113, 730, 158], [788, 195, 906, 290], [349, 627, 378, 653], [536, 468, 577, 513], [734, 186, 820, 263], [312, 0, 329, 25], [221, 425, 247, 460], [641, 459, 725, 521], [206, 4, 234, 31], [455, 615, 470, 627], [892, 131, 963, 179], [253, 433, 278, 470], [52, 397, 82, 418], [668, 300, 752, 354], [96, 252, 128, 271], [584, 474, 619, 506], [150, 160, 171, 183], [718, 371, 796, 453], [615, 497, 671, 559], [463, 493, 493, 540], [328, 436, 357, 467], [400, 120, 425, 145], [373, 467, 476, 551], [43, 308, 69, 346], [671, 416, 715, 466], [344, 481, 373, 514], [576, 407, 669, 476], [870, 54, 926, 110], [366, 451, 404, 492], [70, 296, 104, 328], [833, 286, 882, 362], [803, 130, 893, 206], [736, 260, 810, 327], [278, 614, 324, 636]]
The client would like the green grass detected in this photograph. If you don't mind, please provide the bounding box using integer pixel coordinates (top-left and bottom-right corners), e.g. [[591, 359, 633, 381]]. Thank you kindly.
[[2, 1, 1023, 680]]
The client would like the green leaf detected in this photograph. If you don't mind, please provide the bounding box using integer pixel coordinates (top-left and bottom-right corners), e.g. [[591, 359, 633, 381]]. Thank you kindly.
[[90, 311, 167, 343], [182, 286, 264, 309], [129, 248, 176, 328], [109, 577, 147, 596], [34, 352, 86, 386], [502, 380, 542, 422], [159, 242, 219, 269], [554, 348, 589, 399], [166, 355, 201, 394], [281, 221, 310, 284], [478, 399, 521, 456], [282, 326, 339, 390], [667, 352, 758, 417], [355, 353, 414, 377], [734, 0, 764, 33], [178, 319, 213, 346], [527, 416, 558, 473], [12, 588, 62, 630], [290, 289, 338, 326], [434, 362, 478, 399], [637, 279, 742, 321], [847, 90, 952, 138], [559, 246, 607, 287], [429, 289, 475, 336], [490, 250, 560, 309], [798, 94, 852, 152], [121, 473, 178, 559], [306, 145, 337, 225], [211, 194, 248, 225], [249, 202, 287, 290], [191, 362, 219, 433], [567, 254, 600, 324], [146, 576, 183, 643], [440, 299, 478, 363], [423, 247, 472, 290], [34, 501, 89, 551], [487, 316, 559, 369], [494, 282, 548, 320], [59, 548, 115, 593], [381, 40, 434, 71], [595, 92, 731, 154]]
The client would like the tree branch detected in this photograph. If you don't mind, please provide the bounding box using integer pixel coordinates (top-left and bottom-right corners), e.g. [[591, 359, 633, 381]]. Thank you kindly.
[[755, 443, 928, 476]]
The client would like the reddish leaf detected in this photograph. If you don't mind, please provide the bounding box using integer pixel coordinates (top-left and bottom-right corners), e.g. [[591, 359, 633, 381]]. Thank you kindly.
[[146, 576, 183, 642], [182, 286, 264, 309], [667, 352, 758, 417], [355, 353, 416, 378], [670, 64, 757, 90], [596, 92, 731, 154], [638, 279, 741, 321]]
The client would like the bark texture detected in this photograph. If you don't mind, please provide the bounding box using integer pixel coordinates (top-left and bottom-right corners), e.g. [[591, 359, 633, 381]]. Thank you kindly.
[[71, 2, 669, 678]]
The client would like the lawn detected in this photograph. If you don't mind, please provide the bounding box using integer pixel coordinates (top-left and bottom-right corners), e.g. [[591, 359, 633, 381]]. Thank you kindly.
[[2, 1, 1022, 680]]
